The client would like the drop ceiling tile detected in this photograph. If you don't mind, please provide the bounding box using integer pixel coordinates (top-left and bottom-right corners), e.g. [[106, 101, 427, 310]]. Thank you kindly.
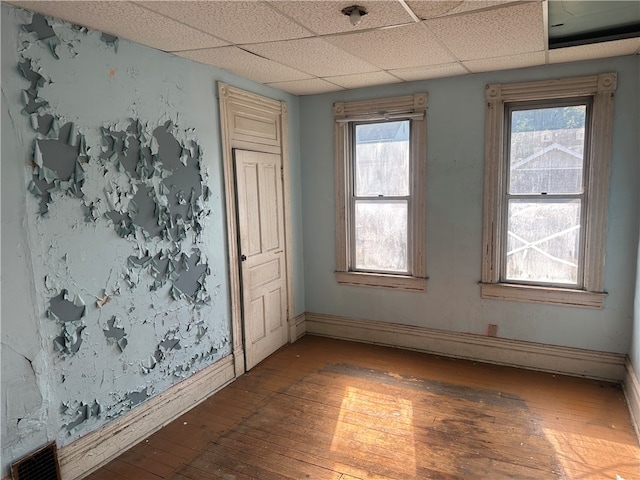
[[325, 23, 456, 70], [549, 38, 640, 64], [244, 37, 379, 77], [463, 51, 545, 73], [11, 1, 228, 51], [323, 71, 403, 89], [269, 1, 414, 35], [425, 1, 544, 60], [389, 62, 468, 81], [177, 46, 313, 84], [266, 78, 345, 96], [136, 1, 312, 45], [406, 0, 522, 20]]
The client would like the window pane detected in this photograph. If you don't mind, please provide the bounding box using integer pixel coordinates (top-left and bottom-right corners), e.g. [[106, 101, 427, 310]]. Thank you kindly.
[[355, 121, 409, 196], [355, 200, 407, 272], [509, 105, 586, 194], [506, 199, 581, 285]]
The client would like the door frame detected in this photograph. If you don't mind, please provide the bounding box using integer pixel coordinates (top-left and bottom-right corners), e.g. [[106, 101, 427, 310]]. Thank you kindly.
[[218, 83, 294, 377]]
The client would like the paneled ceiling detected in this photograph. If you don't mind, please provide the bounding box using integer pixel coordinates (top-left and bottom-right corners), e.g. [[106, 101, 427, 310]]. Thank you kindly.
[[9, 0, 640, 95]]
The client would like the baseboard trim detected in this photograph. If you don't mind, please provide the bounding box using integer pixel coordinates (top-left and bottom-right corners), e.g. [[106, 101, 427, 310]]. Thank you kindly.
[[59, 355, 235, 480], [304, 312, 625, 382], [292, 312, 307, 341], [624, 358, 640, 441]]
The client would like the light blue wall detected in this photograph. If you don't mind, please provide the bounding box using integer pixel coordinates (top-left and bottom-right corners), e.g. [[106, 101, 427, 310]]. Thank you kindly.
[[300, 55, 639, 353], [1, 4, 303, 475], [631, 55, 640, 382]]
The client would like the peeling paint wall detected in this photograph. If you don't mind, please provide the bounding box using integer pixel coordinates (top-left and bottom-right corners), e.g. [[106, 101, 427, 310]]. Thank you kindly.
[[1, 5, 303, 476]]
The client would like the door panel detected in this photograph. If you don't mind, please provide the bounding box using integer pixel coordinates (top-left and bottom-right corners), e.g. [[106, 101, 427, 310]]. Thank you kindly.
[[235, 149, 288, 370], [241, 163, 262, 256]]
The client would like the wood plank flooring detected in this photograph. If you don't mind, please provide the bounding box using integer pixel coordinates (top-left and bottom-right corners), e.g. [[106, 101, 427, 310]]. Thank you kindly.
[[84, 335, 640, 480]]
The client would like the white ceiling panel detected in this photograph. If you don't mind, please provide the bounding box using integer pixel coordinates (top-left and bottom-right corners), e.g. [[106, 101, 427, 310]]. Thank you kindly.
[[549, 37, 640, 64], [177, 46, 314, 84], [407, 0, 519, 20], [404, 1, 468, 20], [269, 1, 415, 36], [326, 23, 456, 70], [389, 62, 469, 81], [244, 37, 380, 77], [406, 0, 521, 20], [11, 1, 228, 51], [425, 1, 544, 60], [266, 78, 345, 95], [463, 51, 545, 73], [323, 71, 403, 89], [136, 1, 313, 46]]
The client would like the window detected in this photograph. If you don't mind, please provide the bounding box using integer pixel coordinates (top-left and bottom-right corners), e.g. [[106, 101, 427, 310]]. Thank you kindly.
[[334, 94, 427, 291], [481, 73, 617, 308]]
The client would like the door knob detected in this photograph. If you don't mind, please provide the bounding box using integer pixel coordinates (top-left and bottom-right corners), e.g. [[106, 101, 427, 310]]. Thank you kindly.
[[241, 254, 247, 262]]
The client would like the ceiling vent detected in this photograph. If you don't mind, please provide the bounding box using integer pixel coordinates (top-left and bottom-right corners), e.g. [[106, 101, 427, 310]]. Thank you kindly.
[[11, 442, 61, 480]]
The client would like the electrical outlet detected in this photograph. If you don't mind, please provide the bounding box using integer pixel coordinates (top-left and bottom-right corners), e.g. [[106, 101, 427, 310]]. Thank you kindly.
[[487, 324, 498, 337]]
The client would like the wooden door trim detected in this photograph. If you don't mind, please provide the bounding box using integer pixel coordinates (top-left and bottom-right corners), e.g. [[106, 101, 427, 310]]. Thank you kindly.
[[218, 83, 294, 377]]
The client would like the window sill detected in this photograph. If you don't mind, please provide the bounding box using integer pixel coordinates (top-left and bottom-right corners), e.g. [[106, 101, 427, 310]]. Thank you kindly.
[[336, 271, 427, 292], [480, 282, 606, 309]]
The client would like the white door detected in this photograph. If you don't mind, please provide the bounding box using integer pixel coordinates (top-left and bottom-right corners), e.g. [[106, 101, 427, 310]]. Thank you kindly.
[[235, 149, 288, 370]]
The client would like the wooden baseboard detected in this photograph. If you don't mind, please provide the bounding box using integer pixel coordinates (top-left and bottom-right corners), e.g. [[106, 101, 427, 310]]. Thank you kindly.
[[624, 358, 640, 442], [292, 312, 307, 341], [59, 355, 235, 480], [303, 312, 625, 382]]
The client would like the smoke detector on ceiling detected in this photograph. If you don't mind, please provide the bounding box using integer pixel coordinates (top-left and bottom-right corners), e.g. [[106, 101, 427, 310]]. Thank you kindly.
[[342, 5, 368, 27]]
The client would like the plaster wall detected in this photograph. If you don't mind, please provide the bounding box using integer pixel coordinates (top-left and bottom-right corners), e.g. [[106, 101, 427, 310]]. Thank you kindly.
[[630, 55, 640, 383], [300, 55, 639, 354], [0, 5, 303, 476]]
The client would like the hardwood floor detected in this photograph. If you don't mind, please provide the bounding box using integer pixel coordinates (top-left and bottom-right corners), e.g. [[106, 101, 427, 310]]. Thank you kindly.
[[84, 335, 640, 480]]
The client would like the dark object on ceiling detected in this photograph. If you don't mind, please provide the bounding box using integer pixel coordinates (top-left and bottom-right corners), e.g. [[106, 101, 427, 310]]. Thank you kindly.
[[548, 0, 640, 48]]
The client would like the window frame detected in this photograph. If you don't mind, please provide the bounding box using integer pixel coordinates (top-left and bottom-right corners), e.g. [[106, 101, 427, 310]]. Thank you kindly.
[[481, 73, 617, 309], [334, 94, 428, 291]]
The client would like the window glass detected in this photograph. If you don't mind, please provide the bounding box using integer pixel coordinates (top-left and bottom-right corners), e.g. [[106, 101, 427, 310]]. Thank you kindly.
[[355, 121, 410, 197], [354, 200, 408, 272], [506, 199, 581, 285], [509, 105, 586, 195], [504, 103, 587, 287]]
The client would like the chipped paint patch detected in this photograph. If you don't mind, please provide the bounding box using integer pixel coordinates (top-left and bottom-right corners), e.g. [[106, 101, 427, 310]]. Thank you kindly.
[[100, 33, 118, 52], [47, 289, 86, 322], [22, 13, 60, 58], [103, 316, 127, 351], [61, 400, 101, 435]]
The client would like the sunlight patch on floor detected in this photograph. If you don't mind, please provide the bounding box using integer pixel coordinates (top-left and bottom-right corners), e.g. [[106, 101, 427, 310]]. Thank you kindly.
[[542, 426, 640, 479], [331, 386, 416, 474]]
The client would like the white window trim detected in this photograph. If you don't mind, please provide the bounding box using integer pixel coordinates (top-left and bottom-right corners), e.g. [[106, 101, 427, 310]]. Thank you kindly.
[[334, 94, 428, 291], [481, 73, 617, 309]]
